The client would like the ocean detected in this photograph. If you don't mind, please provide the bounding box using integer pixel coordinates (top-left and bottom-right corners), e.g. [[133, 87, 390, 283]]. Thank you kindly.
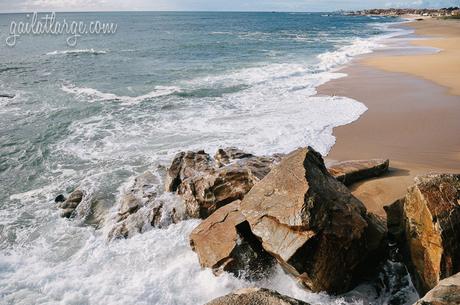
[[0, 12, 416, 305]]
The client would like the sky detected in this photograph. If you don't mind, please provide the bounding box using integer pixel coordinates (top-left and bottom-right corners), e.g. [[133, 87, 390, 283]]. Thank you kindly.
[[0, 0, 459, 13]]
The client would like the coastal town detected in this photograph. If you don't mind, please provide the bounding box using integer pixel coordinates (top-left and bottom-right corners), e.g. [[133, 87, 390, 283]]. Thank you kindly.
[[347, 7, 460, 17]]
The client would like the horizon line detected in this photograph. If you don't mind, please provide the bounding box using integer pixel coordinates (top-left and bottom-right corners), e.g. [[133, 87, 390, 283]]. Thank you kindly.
[[0, 7, 454, 14]]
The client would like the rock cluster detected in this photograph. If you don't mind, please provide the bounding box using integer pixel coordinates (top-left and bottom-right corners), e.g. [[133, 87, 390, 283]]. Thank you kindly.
[[205, 288, 310, 305], [165, 148, 281, 218], [385, 174, 460, 296], [108, 171, 183, 240]]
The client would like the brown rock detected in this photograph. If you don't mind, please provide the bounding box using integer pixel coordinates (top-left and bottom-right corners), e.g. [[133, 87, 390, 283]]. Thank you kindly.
[[166, 148, 280, 219], [205, 288, 310, 305], [397, 174, 460, 295], [190, 201, 274, 278], [240, 147, 386, 294], [179, 165, 255, 218], [414, 272, 460, 305], [327, 159, 389, 186], [165, 150, 215, 192]]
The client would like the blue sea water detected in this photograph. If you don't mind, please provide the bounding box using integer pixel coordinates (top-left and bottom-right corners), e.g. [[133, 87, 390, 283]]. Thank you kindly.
[[0, 12, 416, 305]]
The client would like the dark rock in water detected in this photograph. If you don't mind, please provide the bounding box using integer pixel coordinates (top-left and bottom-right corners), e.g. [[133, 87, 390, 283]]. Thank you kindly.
[[0, 93, 15, 99], [54, 194, 66, 203], [58, 189, 85, 218], [190, 200, 274, 279], [327, 159, 390, 186], [205, 288, 310, 305], [108, 171, 184, 240], [240, 147, 387, 294], [384, 174, 460, 295], [414, 272, 460, 305], [165, 148, 281, 219]]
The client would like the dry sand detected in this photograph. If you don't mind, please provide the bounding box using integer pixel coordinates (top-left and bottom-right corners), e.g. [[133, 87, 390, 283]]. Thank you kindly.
[[364, 18, 460, 96], [319, 19, 460, 216]]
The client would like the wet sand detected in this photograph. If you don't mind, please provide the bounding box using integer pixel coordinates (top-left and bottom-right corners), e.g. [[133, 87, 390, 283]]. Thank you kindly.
[[319, 19, 460, 216]]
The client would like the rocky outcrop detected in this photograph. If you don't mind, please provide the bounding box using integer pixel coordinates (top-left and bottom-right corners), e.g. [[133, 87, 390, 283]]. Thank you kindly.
[[414, 272, 460, 305], [108, 171, 183, 240], [58, 189, 85, 218], [327, 159, 389, 186], [240, 147, 386, 294], [190, 201, 274, 278], [385, 174, 460, 295], [165, 148, 280, 219], [205, 288, 310, 305]]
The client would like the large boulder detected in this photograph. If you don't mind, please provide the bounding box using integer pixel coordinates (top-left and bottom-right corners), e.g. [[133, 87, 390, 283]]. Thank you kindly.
[[240, 147, 386, 294], [205, 288, 310, 305], [327, 159, 389, 186], [387, 174, 460, 295], [165, 148, 280, 219], [414, 272, 460, 305], [190, 201, 274, 279], [108, 171, 183, 240]]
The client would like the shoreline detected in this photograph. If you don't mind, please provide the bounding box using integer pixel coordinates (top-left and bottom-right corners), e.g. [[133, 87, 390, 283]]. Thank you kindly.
[[319, 18, 460, 216]]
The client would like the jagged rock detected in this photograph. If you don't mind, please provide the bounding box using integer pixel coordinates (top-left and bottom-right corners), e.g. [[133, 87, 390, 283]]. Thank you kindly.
[[214, 148, 255, 167], [240, 147, 386, 294], [178, 165, 256, 218], [165, 150, 215, 192], [327, 159, 390, 186], [387, 174, 460, 295], [165, 148, 280, 219], [190, 201, 274, 278], [108, 171, 183, 240], [414, 272, 460, 305], [58, 189, 85, 218], [205, 288, 310, 305]]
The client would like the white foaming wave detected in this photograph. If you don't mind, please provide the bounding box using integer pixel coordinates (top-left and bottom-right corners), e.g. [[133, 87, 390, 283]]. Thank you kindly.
[[46, 49, 108, 56], [0, 218, 365, 305], [61, 84, 181, 105]]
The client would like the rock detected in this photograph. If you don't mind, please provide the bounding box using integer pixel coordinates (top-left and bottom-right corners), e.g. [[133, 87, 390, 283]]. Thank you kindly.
[[327, 159, 390, 186], [165, 148, 281, 219], [240, 147, 386, 294], [190, 201, 274, 278], [108, 171, 184, 240], [54, 194, 66, 203], [165, 150, 215, 192], [414, 272, 460, 305], [391, 174, 460, 295], [214, 147, 254, 167], [205, 288, 310, 305], [58, 189, 85, 218], [178, 165, 256, 218]]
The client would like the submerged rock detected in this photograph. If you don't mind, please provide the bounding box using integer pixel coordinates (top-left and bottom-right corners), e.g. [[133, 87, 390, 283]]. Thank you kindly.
[[0, 93, 15, 99], [327, 159, 390, 186], [205, 288, 310, 305], [240, 147, 386, 294], [58, 189, 85, 218], [414, 272, 460, 305], [190, 201, 274, 279], [108, 171, 184, 240], [386, 174, 460, 295], [165, 148, 280, 219]]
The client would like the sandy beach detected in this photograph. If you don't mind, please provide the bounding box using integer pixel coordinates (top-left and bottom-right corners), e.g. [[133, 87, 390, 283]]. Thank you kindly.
[[319, 18, 460, 216]]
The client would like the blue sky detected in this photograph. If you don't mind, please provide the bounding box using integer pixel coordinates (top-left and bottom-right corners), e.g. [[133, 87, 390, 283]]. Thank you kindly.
[[0, 0, 459, 13]]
